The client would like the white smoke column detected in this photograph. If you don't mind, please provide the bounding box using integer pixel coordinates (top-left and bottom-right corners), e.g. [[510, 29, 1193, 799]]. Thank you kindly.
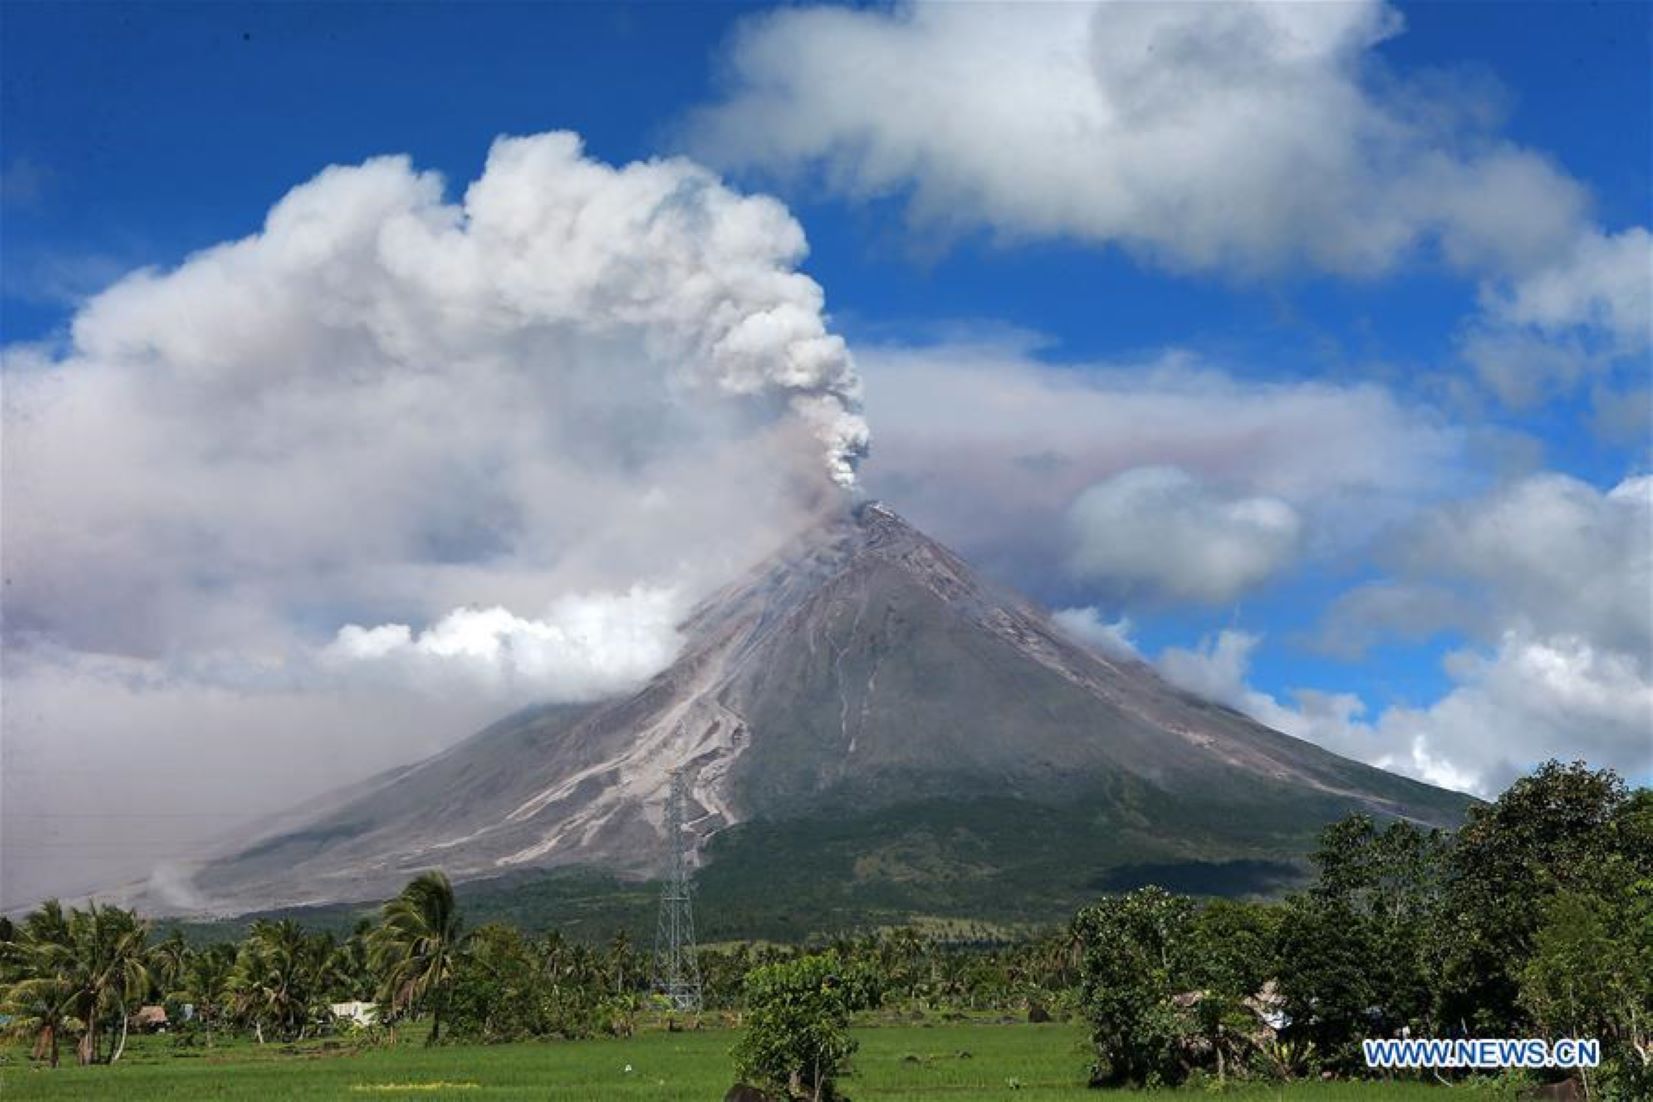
[[5, 130, 873, 668], [441, 132, 869, 485], [61, 130, 867, 488], [1, 133, 874, 906]]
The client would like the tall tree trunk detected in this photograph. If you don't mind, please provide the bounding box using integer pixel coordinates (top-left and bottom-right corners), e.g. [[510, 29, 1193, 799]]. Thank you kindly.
[[110, 1003, 130, 1064], [77, 1024, 95, 1066]]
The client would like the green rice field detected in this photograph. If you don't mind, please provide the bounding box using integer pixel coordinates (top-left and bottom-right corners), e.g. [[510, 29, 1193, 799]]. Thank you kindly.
[[0, 1021, 1498, 1101]]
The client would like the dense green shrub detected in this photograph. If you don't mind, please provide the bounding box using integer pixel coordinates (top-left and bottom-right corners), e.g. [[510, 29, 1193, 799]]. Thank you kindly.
[[732, 951, 878, 1101]]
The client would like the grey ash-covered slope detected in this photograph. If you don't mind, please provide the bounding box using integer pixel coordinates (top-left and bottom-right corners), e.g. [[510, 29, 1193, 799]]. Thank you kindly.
[[195, 502, 1469, 913]]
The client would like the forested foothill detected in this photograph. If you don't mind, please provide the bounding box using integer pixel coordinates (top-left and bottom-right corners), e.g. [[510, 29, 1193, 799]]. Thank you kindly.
[[3, 761, 1648, 1099]]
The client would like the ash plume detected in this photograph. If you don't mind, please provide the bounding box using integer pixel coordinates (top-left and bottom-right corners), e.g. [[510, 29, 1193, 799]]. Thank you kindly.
[[0, 131, 869, 907]]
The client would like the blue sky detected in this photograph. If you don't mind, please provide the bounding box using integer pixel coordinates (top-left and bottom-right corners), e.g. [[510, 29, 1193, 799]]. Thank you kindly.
[[2, 0, 1649, 902], [6, 2, 1645, 353]]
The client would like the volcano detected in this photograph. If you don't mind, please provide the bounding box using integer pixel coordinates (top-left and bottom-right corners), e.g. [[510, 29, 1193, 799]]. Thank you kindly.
[[191, 503, 1470, 920]]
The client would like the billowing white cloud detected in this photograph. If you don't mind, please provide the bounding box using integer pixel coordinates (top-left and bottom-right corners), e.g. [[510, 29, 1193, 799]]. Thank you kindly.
[[688, 1, 1594, 278], [688, 1, 1649, 407], [0, 132, 866, 906], [1159, 630, 1270, 707], [857, 339, 1462, 600], [1400, 473, 1652, 657], [324, 586, 685, 701], [1156, 625, 1650, 797], [1484, 227, 1652, 350], [64, 132, 866, 484], [1051, 606, 1140, 661], [1153, 474, 1653, 794], [1066, 467, 1302, 603], [1311, 581, 1478, 660], [1463, 227, 1652, 407], [3, 132, 866, 661], [1376, 630, 1652, 792], [1155, 629, 1459, 791]]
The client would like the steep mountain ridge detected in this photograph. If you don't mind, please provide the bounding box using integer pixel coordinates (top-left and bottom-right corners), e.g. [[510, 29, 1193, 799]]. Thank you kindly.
[[190, 502, 1469, 914]]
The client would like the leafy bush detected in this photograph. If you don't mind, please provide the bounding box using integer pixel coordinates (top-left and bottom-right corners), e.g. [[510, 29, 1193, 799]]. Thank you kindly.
[[731, 951, 878, 1101], [1073, 886, 1195, 1087]]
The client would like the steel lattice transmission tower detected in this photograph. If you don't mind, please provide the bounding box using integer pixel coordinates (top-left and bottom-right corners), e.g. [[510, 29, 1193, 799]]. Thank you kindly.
[[652, 768, 703, 1012]]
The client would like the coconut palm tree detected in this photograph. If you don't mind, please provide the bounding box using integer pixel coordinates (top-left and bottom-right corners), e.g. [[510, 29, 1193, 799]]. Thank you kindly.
[[370, 870, 462, 1045], [607, 929, 634, 996], [0, 900, 150, 1066], [178, 943, 236, 1047], [332, 918, 377, 1002], [148, 931, 191, 998], [8, 900, 70, 968], [54, 903, 151, 1065], [0, 914, 20, 985], [231, 919, 334, 1042], [0, 974, 79, 1067], [0, 900, 71, 1065]]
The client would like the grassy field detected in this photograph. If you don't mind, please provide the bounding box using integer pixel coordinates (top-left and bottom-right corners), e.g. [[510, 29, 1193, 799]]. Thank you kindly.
[[0, 1021, 1496, 1101]]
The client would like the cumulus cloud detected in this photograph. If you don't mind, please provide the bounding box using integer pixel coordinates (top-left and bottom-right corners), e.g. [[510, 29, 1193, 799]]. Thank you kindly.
[[1157, 625, 1650, 797], [1, 132, 866, 905], [856, 339, 1462, 602], [1398, 473, 1653, 657], [1159, 475, 1653, 795], [1311, 581, 1478, 660], [1379, 630, 1652, 792], [1051, 607, 1140, 661], [1462, 227, 1652, 408], [324, 587, 686, 701], [1159, 630, 1270, 706], [1484, 227, 1652, 350], [687, 1, 1649, 405], [1155, 628, 1476, 790], [1066, 467, 1302, 603], [688, 1, 1589, 276]]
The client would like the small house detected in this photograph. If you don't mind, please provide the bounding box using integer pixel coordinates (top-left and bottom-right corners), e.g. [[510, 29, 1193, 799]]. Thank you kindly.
[[329, 1001, 379, 1027], [133, 1005, 169, 1032]]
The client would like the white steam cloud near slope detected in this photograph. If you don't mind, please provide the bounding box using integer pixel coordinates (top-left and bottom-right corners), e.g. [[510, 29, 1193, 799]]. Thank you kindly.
[[0, 132, 864, 906], [1066, 468, 1302, 604], [324, 587, 686, 701], [858, 341, 1647, 798], [857, 339, 1462, 601], [1058, 475, 1653, 796]]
